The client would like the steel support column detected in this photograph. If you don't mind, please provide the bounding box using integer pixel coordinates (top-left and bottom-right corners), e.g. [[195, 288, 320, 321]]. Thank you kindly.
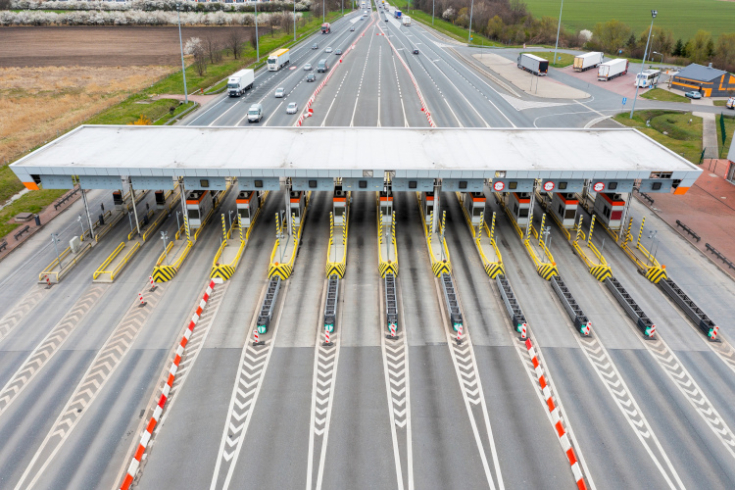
[[129, 179, 142, 238], [80, 187, 95, 241]]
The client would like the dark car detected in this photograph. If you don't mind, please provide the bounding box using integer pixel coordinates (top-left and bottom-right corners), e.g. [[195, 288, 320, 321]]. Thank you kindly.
[[385, 18, 389, 22], [306, 73, 316, 82], [335, 49, 342, 55], [312, 43, 319, 49], [413, 48, 419, 54], [350, 26, 355, 31]]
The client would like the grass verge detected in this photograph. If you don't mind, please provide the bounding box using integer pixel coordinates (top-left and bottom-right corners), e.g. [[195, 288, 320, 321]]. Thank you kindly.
[[641, 88, 690, 103], [0, 189, 68, 239], [614, 110, 702, 163], [715, 112, 735, 159], [529, 51, 574, 68]]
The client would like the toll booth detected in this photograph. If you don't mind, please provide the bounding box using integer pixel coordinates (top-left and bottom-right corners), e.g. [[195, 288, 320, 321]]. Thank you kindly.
[[290, 190, 306, 227], [186, 190, 213, 228], [112, 190, 124, 209], [463, 191, 486, 225], [593, 193, 626, 229], [236, 190, 260, 227], [333, 186, 347, 226], [550, 193, 579, 228], [505, 192, 531, 227], [422, 191, 435, 225], [155, 190, 166, 209], [379, 190, 393, 225]]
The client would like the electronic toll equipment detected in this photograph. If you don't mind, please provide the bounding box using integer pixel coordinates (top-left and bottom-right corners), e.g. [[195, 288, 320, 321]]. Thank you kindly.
[[441, 273, 463, 331], [385, 273, 398, 332], [236, 190, 260, 227], [333, 186, 347, 226], [290, 190, 306, 227], [155, 190, 166, 209], [593, 193, 626, 229], [422, 191, 435, 225], [506, 192, 531, 227], [550, 193, 579, 228], [257, 277, 281, 334], [185, 190, 212, 228], [113, 190, 124, 209], [463, 191, 486, 226], [324, 277, 339, 333], [379, 190, 393, 225]]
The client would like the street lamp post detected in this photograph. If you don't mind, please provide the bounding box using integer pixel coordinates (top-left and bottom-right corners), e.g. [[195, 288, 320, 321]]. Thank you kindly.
[[432, 0, 434, 25], [652, 51, 664, 64], [552, 0, 564, 65], [255, 0, 260, 62], [323, 0, 325, 24], [161, 231, 169, 258], [77, 215, 85, 238], [294, 0, 297, 42], [630, 10, 657, 119], [176, 3, 188, 104], [51, 233, 62, 268], [468, 0, 474, 44]]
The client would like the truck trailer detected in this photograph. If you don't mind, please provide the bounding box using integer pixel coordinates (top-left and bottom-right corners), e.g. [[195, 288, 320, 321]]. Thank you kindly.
[[227, 69, 255, 97], [517, 53, 549, 76], [267, 48, 290, 71], [394, 9, 402, 18], [597, 59, 628, 81], [573, 52, 604, 72], [402, 16, 411, 26]]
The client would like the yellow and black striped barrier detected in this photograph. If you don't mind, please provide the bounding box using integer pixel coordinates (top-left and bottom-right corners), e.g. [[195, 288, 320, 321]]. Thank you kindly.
[[456, 193, 504, 279], [572, 215, 613, 282], [268, 196, 308, 280], [645, 266, 667, 283], [325, 198, 350, 279], [151, 264, 177, 283], [432, 260, 451, 277], [377, 201, 399, 278]]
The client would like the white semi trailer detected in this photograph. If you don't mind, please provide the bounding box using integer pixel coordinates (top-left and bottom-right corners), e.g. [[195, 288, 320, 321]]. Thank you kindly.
[[597, 59, 629, 81], [227, 69, 255, 97], [573, 52, 604, 72], [517, 53, 549, 76]]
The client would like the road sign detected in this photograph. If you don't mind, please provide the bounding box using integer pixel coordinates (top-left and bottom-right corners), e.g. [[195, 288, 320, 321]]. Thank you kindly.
[[622, 97, 627, 105], [543, 181, 555, 192], [493, 181, 505, 192], [593, 182, 605, 192]]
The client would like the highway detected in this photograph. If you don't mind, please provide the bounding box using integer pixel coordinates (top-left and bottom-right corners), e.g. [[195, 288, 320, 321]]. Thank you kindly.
[[1, 1, 734, 489]]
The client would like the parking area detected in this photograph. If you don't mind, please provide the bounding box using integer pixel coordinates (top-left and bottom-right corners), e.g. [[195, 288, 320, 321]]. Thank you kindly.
[[560, 64, 648, 99]]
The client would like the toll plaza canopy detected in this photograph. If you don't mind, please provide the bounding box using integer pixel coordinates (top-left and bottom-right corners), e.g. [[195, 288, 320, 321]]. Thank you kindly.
[[11, 126, 701, 190]]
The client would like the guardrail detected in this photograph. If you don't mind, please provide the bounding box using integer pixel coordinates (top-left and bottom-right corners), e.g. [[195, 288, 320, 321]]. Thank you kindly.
[[572, 215, 612, 282], [377, 198, 399, 277], [675, 220, 701, 242], [268, 193, 308, 280], [325, 196, 349, 279], [93, 242, 125, 280], [636, 190, 655, 206], [54, 187, 80, 210], [705, 243, 735, 270], [619, 216, 667, 283], [456, 192, 503, 278], [415, 193, 451, 276]]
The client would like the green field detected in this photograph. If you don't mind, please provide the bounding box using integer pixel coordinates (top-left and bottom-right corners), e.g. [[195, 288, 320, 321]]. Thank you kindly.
[[614, 110, 703, 163], [523, 0, 735, 40]]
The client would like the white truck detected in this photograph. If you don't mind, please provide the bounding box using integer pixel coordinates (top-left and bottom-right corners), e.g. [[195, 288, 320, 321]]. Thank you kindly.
[[267, 48, 290, 72], [597, 58, 628, 81], [573, 52, 603, 72], [227, 69, 255, 97], [517, 53, 549, 76], [402, 16, 411, 26]]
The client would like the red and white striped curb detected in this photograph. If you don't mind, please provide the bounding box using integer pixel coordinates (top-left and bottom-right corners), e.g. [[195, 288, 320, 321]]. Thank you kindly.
[[296, 16, 377, 127], [376, 23, 436, 127], [119, 279, 217, 490], [525, 338, 587, 490]]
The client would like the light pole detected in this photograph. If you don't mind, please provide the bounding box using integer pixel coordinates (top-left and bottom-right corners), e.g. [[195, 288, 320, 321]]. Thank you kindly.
[[543, 227, 551, 262], [323, 0, 325, 24], [432, 0, 434, 25], [255, 0, 260, 62], [294, 0, 297, 42], [467, 0, 474, 44], [630, 9, 657, 119], [77, 215, 85, 238], [161, 230, 169, 258], [647, 229, 658, 266], [652, 51, 664, 64], [51, 233, 62, 267], [176, 2, 188, 104], [552, 0, 564, 65]]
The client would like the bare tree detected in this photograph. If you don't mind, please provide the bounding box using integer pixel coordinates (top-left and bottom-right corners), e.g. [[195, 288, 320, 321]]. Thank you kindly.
[[0, 0, 10, 10], [280, 12, 294, 34], [226, 29, 246, 59], [204, 35, 222, 64]]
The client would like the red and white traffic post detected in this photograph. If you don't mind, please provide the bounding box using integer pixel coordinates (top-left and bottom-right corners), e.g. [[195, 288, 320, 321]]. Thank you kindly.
[[149, 275, 157, 292], [138, 292, 146, 307]]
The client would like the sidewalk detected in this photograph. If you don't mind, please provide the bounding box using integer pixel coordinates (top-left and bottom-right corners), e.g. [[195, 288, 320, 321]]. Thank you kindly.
[[0, 187, 81, 262], [638, 159, 735, 278], [691, 98, 718, 158]]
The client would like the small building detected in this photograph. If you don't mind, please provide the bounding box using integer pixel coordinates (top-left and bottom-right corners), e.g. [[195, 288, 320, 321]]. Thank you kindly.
[[671, 63, 735, 97]]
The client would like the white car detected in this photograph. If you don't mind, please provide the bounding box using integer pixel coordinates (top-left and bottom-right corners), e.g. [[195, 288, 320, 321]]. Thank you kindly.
[[274, 87, 285, 98], [286, 102, 298, 114], [304, 63, 312, 71], [325, 47, 333, 53]]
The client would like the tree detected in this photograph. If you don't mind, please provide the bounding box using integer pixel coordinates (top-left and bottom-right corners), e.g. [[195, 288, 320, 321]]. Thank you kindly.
[[280, 11, 294, 34], [688, 30, 712, 64], [593, 19, 631, 54], [0, 0, 11, 10], [639, 26, 674, 57], [226, 29, 246, 59], [130, 115, 152, 126], [184, 37, 208, 76], [204, 35, 222, 64], [486, 15, 504, 40], [706, 39, 715, 59], [714, 33, 735, 73], [672, 39, 684, 57]]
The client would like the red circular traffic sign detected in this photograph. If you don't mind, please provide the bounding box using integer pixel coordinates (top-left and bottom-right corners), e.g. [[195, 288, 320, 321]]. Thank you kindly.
[[593, 182, 605, 192], [493, 181, 505, 192], [543, 181, 555, 192]]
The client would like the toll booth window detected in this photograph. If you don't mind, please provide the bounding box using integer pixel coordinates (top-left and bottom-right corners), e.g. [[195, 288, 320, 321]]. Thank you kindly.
[[409, 181, 418, 189], [509, 181, 518, 190], [254, 180, 264, 188], [519, 208, 529, 218], [565, 209, 576, 220], [558, 204, 563, 215], [309, 180, 318, 188], [608, 182, 618, 190], [459, 181, 468, 189], [238, 208, 250, 219], [359, 180, 368, 189], [559, 182, 568, 190], [652, 182, 662, 190], [188, 209, 200, 220], [200, 179, 209, 188], [335, 207, 345, 217], [472, 206, 484, 217], [604, 206, 610, 218]]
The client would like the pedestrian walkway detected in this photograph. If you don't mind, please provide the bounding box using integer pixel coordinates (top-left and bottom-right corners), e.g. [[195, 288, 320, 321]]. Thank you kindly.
[[691, 98, 718, 158], [638, 159, 735, 278]]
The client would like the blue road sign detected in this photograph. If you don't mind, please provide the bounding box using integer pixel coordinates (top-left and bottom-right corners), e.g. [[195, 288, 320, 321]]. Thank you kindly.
[[622, 97, 628, 105]]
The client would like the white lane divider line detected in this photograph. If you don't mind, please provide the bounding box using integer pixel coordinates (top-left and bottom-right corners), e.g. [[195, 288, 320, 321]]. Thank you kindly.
[[0, 286, 47, 344], [349, 23, 377, 127], [320, 71, 350, 127], [388, 52, 409, 127], [14, 282, 166, 490], [119, 280, 225, 490], [576, 335, 686, 490], [306, 329, 341, 490], [700, 332, 735, 377], [262, 101, 284, 126], [209, 279, 290, 490], [377, 45, 382, 127], [645, 336, 735, 458], [0, 285, 107, 418], [381, 332, 411, 489]]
